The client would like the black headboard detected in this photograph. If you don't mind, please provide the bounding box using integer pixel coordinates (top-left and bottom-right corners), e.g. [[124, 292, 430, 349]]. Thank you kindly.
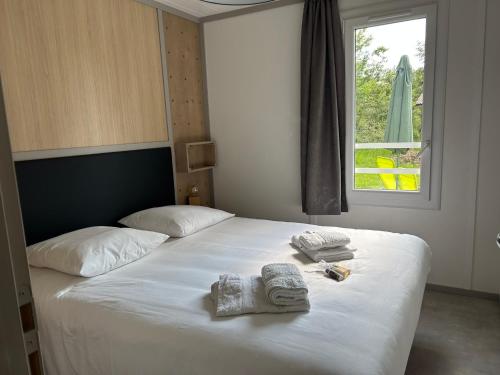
[[15, 147, 175, 245]]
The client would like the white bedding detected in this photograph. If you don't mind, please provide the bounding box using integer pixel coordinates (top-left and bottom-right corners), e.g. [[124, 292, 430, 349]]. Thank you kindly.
[[30, 217, 431, 375]]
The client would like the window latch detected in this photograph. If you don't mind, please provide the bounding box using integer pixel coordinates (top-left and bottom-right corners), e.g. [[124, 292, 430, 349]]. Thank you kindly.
[[416, 140, 431, 158]]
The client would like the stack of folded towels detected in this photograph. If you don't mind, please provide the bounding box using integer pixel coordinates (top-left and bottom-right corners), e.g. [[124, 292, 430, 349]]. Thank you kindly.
[[210, 263, 310, 317], [291, 230, 356, 262]]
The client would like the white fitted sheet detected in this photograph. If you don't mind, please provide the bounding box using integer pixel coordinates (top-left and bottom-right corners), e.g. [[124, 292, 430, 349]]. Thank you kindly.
[[30, 217, 431, 375]]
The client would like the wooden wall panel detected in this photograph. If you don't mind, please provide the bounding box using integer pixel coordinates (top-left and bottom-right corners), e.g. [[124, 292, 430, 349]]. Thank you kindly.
[[164, 12, 213, 206], [0, 0, 168, 152]]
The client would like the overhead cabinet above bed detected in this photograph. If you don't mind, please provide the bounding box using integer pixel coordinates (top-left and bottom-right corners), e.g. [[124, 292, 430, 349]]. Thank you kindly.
[[0, 0, 168, 152]]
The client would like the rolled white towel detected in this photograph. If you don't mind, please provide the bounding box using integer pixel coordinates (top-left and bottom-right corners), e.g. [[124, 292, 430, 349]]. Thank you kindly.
[[292, 230, 350, 251], [261, 263, 309, 306], [210, 274, 310, 317]]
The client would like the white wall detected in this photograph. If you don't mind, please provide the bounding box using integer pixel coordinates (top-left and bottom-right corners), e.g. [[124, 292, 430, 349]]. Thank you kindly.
[[204, 4, 308, 224], [204, 0, 500, 293], [472, 0, 500, 292]]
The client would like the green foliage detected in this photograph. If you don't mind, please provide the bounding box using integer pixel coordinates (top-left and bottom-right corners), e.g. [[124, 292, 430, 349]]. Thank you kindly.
[[355, 29, 424, 143]]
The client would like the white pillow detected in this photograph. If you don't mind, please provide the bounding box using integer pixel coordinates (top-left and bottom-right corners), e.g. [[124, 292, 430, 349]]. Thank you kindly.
[[119, 205, 235, 237], [27, 226, 168, 277]]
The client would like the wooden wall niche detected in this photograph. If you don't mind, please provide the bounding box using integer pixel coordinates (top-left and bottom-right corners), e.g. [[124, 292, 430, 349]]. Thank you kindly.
[[0, 0, 168, 152], [164, 12, 213, 206], [177, 141, 216, 173]]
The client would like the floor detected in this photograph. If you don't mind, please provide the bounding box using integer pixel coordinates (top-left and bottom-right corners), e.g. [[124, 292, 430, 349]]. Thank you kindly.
[[406, 290, 500, 375]]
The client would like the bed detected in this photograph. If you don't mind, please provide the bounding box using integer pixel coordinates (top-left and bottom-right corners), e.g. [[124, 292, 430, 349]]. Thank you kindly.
[[16, 148, 430, 375]]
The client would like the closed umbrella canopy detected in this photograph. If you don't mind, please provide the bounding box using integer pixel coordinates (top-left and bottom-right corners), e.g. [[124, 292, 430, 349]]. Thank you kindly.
[[384, 55, 413, 143]]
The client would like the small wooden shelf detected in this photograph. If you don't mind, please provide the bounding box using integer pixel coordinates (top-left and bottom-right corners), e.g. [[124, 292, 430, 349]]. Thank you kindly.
[[176, 141, 216, 173]]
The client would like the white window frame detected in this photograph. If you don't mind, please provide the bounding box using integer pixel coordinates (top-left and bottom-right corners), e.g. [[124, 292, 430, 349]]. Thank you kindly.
[[343, 0, 448, 210]]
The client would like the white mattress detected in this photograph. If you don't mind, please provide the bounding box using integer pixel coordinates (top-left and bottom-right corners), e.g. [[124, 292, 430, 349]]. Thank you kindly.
[[30, 217, 431, 375]]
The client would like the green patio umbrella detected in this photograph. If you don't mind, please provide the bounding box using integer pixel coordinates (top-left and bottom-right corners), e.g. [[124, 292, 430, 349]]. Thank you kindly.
[[384, 55, 413, 143]]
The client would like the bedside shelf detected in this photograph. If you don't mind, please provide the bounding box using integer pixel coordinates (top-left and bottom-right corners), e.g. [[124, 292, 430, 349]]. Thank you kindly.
[[176, 141, 216, 173]]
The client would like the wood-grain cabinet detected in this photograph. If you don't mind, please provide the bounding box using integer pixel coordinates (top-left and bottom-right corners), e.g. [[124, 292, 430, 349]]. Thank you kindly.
[[0, 0, 168, 152]]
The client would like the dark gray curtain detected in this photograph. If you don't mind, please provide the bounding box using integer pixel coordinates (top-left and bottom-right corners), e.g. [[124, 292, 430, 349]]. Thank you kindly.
[[301, 0, 347, 215]]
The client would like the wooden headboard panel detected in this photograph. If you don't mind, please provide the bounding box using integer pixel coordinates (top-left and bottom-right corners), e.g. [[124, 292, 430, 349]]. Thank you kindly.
[[15, 147, 175, 245]]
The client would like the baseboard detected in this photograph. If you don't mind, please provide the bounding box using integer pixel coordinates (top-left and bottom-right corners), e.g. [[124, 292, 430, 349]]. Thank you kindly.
[[426, 283, 499, 301]]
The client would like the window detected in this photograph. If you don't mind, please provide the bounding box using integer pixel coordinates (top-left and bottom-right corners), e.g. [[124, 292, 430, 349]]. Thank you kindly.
[[344, 3, 446, 209]]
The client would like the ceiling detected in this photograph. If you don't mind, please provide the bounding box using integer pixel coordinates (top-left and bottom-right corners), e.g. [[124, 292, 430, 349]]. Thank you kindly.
[[155, 0, 274, 19]]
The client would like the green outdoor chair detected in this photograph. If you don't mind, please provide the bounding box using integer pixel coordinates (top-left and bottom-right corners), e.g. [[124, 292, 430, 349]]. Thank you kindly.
[[376, 156, 418, 191]]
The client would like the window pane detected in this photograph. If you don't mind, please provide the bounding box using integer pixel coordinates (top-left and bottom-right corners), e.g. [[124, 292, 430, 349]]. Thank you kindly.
[[354, 18, 426, 192]]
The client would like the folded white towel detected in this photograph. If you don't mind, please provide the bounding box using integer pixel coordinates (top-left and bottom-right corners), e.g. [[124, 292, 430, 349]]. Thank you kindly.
[[298, 246, 356, 262], [261, 263, 309, 306], [210, 274, 310, 317], [292, 230, 350, 251]]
